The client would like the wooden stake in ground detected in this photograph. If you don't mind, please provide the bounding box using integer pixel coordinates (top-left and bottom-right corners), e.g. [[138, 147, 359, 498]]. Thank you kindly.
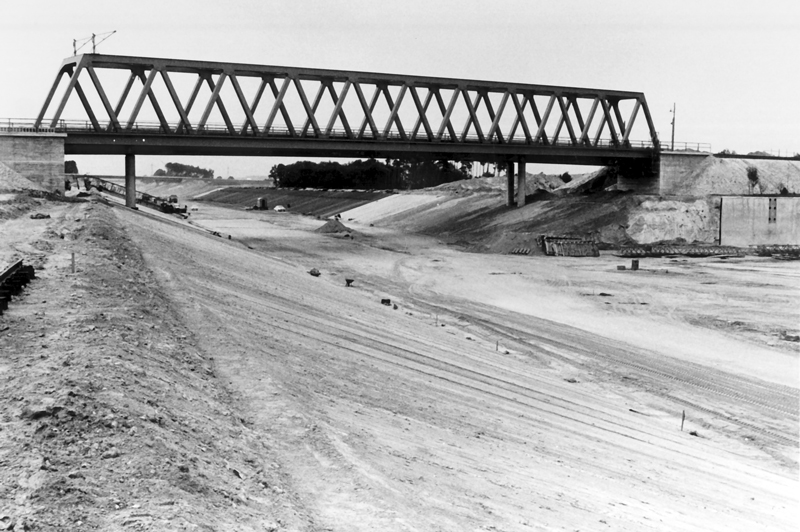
[[71, 252, 75, 274], [681, 410, 686, 431]]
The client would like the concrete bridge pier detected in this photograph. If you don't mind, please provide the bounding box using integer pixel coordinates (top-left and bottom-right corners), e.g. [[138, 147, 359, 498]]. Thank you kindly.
[[517, 159, 527, 207], [125, 154, 137, 209], [506, 162, 515, 207]]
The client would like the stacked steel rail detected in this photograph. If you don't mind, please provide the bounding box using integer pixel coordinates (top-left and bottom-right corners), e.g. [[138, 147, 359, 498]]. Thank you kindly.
[[0, 260, 35, 315]]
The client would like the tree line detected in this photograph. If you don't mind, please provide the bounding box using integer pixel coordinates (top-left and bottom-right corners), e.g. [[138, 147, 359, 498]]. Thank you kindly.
[[269, 158, 472, 190], [154, 162, 215, 179]]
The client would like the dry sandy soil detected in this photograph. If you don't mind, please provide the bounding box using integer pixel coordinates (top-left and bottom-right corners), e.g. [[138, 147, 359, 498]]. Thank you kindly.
[[0, 186, 798, 531]]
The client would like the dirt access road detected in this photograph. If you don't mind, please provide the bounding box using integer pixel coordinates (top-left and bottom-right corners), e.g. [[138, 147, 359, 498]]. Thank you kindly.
[[1, 196, 798, 531]]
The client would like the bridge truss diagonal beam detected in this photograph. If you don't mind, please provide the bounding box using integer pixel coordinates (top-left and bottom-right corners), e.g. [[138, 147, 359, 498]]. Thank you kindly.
[[35, 53, 660, 159]]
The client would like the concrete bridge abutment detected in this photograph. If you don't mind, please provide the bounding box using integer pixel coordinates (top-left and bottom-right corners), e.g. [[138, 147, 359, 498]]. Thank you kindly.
[[616, 152, 710, 195], [0, 132, 66, 191]]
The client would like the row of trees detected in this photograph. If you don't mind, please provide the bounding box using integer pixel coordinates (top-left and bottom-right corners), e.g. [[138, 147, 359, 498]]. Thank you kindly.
[[717, 149, 800, 159], [154, 162, 215, 179], [269, 158, 472, 190]]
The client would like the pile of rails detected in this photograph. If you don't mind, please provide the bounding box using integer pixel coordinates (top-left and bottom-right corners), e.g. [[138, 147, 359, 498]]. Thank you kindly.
[[0, 260, 35, 315], [617, 246, 742, 258], [754, 245, 800, 260], [538, 235, 599, 257]]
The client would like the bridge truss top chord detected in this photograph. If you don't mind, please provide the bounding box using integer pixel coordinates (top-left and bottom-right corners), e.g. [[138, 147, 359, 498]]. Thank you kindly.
[[34, 54, 659, 163]]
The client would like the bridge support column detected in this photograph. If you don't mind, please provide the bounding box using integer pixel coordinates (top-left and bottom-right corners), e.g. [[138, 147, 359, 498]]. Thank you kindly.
[[506, 162, 515, 207], [124, 154, 137, 209], [517, 159, 527, 208]]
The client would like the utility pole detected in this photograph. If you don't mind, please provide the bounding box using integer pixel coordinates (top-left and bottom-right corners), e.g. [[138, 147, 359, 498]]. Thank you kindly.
[[670, 103, 676, 151]]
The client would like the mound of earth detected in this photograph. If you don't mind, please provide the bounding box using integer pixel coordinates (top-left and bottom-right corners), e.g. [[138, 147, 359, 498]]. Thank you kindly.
[[666, 156, 800, 195], [552, 168, 613, 195], [0, 162, 47, 193], [430, 172, 568, 195], [315, 219, 351, 233]]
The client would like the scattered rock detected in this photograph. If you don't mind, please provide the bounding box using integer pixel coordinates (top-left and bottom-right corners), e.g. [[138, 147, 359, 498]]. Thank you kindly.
[[20, 400, 61, 420], [101, 447, 121, 459], [308, 268, 321, 277]]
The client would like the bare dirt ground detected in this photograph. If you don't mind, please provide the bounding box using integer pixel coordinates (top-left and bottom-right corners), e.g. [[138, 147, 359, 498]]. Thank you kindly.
[[1, 191, 798, 531]]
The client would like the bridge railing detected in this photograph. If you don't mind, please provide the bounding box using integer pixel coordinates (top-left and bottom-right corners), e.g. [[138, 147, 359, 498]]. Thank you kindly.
[[25, 117, 658, 149], [0, 119, 58, 133], [3, 115, 663, 154], [658, 141, 712, 153]]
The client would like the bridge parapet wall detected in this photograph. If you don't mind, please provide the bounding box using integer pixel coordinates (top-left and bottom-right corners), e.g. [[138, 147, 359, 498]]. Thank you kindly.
[[0, 132, 66, 191]]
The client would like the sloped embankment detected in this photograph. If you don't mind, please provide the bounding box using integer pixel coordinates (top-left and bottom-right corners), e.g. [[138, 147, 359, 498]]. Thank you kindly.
[[666, 156, 800, 196], [342, 190, 719, 251], [0, 201, 305, 530], [196, 187, 392, 218], [342, 157, 800, 250]]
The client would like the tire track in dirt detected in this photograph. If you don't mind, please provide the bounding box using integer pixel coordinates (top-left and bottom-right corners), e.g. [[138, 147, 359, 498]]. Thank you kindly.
[[399, 264, 798, 415], [452, 305, 799, 447]]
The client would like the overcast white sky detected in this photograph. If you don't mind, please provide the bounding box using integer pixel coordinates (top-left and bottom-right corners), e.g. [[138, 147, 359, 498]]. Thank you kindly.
[[1, 0, 798, 177]]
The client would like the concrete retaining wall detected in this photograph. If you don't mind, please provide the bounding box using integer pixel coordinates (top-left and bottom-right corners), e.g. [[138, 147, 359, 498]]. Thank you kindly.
[[720, 196, 800, 246], [0, 132, 66, 191]]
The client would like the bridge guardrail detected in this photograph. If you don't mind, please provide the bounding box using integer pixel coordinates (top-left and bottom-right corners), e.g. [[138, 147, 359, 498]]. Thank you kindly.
[[658, 141, 712, 153], [0, 119, 58, 133], [10, 118, 659, 149]]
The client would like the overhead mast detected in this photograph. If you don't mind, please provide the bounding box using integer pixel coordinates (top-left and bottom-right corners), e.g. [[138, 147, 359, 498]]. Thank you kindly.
[[72, 30, 117, 56]]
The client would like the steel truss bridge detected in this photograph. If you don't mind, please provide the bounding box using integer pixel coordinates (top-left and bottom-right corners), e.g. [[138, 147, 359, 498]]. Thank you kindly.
[[34, 54, 660, 167]]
